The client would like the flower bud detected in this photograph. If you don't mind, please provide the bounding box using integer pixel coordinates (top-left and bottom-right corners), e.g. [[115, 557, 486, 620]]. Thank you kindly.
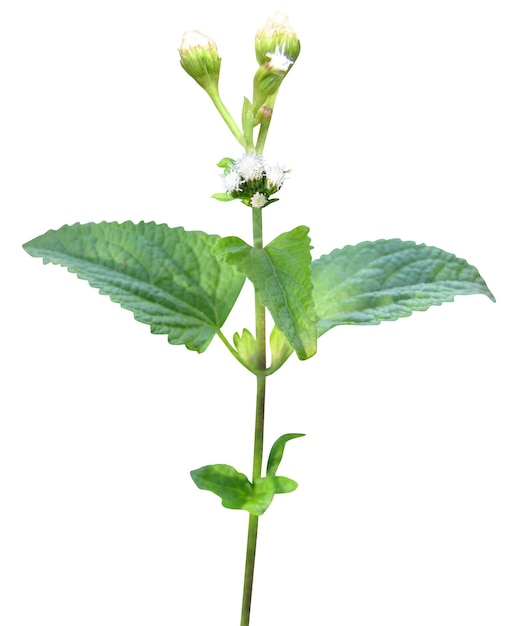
[[252, 14, 300, 116], [179, 30, 221, 94], [255, 12, 300, 68]]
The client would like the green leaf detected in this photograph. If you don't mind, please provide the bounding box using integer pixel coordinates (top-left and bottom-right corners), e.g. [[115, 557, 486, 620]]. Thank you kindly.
[[233, 328, 258, 371], [247, 476, 299, 515], [213, 226, 317, 360], [23, 221, 245, 353], [268, 325, 294, 372], [266, 433, 305, 477], [211, 193, 233, 202], [190, 464, 253, 510], [245, 478, 276, 515], [190, 466, 300, 516], [312, 239, 495, 335], [270, 476, 299, 494], [216, 157, 236, 169]]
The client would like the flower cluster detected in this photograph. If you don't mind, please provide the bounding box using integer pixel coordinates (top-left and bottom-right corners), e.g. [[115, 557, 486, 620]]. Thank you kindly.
[[214, 154, 288, 208]]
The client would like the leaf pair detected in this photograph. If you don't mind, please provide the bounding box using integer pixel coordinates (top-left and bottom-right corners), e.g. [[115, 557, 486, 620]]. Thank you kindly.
[[190, 434, 304, 515], [23, 221, 495, 360]]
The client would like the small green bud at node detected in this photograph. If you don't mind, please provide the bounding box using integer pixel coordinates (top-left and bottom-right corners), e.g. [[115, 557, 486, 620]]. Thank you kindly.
[[260, 106, 273, 120], [179, 30, 221, 94]]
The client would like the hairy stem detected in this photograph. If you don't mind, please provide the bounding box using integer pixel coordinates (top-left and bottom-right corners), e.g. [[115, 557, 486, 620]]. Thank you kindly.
[[240, 207, 266, 626]]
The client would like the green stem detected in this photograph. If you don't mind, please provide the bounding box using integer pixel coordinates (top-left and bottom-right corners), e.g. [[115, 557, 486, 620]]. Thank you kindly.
[[207, 86, 246, 148], [255, 94, 277, 154], [240, 207, 267, 626]]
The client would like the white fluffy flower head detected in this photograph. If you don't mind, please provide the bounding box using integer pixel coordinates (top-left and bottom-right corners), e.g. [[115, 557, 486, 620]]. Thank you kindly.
[[235, 153, 266, 181], [250, 192, 268, 208], [222, 170, 242, 193], [265, 44, 294, 72], [265, 163, 287, 189]]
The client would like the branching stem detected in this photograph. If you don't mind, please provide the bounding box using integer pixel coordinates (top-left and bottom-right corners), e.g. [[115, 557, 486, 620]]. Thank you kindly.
[[208, 87, 246, 148]]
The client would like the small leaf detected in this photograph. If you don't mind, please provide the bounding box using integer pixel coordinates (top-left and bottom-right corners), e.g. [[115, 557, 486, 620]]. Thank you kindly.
[[266, 433, 305, 477], [269, 325, 294, 371], [247, 477, 299, 515], [190, 464, 253, 510], [23, 221, 245, 353], [191, 465, 300, 515], [312, 239, 495, 334], [211, 193, 234, 202], [250, 477, 299, 514], [213, 227, 317, 360], [233, 328, 258, 370], [270, 476, 299, 494], [245, 479, 276, 515], [241, 97, 254, 147], [217, 157, 236, 169]]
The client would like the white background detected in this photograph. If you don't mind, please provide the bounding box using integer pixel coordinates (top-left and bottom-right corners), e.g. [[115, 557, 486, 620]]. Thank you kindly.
[[1, 1, 508, 625]]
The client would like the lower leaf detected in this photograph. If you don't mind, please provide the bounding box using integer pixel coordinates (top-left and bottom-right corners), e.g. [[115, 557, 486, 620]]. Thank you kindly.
[[191, 464, 300, 516], [190, 464, 253, 510]]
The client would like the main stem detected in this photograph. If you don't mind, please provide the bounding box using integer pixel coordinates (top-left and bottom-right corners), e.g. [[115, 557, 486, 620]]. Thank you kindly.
[[240, 207, 266, 626]]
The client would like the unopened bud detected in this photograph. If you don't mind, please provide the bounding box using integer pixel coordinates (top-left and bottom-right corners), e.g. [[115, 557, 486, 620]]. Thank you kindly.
[[179, 30, 221, 94], [255, 12, 300, 68], [252, 14, 300, 116]]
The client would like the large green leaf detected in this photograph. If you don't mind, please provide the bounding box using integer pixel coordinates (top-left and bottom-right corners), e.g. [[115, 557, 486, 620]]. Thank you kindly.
[[213, 226, 317, 360], [23, 221, 245, 352], [312, 239, 495, 335]]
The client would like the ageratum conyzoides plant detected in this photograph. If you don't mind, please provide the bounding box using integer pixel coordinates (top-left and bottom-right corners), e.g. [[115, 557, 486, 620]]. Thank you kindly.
[[22, 13, 495, 626]]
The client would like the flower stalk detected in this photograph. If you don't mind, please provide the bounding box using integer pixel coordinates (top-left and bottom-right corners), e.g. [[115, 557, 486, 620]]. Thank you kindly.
[[179, 30, 246, 147]]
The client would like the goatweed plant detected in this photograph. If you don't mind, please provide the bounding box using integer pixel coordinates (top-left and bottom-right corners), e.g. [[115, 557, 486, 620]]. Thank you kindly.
[[23, 13, 495, 626]]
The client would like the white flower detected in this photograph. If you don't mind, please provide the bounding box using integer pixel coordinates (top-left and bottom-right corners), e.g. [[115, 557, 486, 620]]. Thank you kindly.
[[265, 163, 287, 189], [250, 192, 268, 208], [265, 44, 294, 72], [222, 170, 242, 193], [235, 153, 266, 181]]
